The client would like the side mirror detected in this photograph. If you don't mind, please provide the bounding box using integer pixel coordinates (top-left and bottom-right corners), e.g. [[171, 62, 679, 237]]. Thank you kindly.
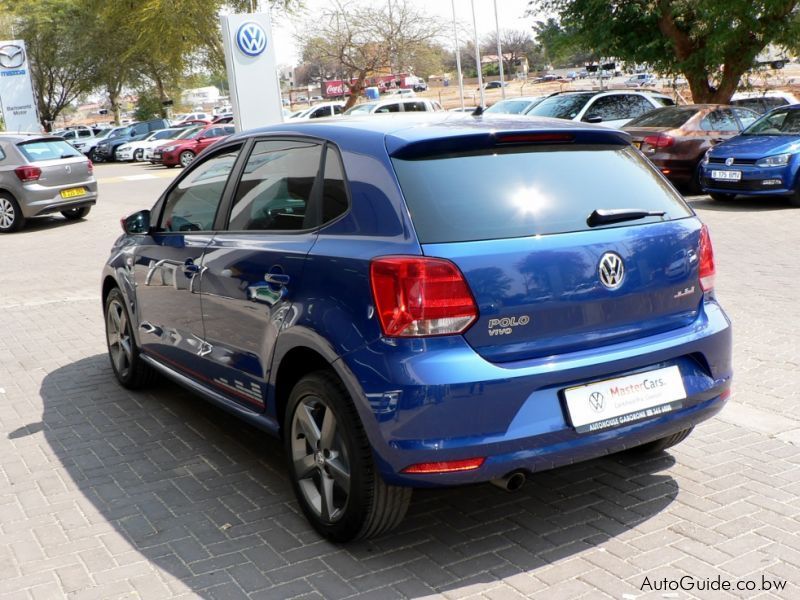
[[584, 115, 603, 124], [122, 209, 151, 234]]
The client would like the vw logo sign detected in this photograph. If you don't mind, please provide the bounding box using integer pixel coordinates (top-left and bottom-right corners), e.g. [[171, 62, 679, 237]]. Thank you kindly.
[[725, 157, 735, 166], [589, 392, 605, 413], [236, 21, 267, 57], [598, 252, 625, 290], [0, 44, 25, 69]]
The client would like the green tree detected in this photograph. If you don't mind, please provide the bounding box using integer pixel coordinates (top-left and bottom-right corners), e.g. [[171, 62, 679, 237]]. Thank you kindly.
[[528, 0, 800, 102], [482, 29, 537, 76], [1, 0, 96, 130]]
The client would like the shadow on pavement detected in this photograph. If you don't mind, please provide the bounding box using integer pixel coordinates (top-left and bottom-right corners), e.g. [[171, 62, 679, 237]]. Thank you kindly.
[[36, 354, 678, 598], [687, 194, 795, 212]]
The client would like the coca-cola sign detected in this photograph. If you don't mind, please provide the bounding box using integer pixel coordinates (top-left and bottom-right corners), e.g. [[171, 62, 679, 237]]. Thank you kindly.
[[324, 81, 346, 96]]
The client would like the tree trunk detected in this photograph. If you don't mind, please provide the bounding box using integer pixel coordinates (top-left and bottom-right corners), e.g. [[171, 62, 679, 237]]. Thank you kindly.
[[153, 72, 168, 118], [108, 89, 121, 125], [343, 76, 366, 111]]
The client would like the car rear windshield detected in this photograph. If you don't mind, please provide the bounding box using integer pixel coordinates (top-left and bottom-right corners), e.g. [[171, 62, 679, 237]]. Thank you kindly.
[[525, 93, 595, 119], [17, 139, 81, 162], [626, 106, 699, 128], [392, 145, 692, 243]]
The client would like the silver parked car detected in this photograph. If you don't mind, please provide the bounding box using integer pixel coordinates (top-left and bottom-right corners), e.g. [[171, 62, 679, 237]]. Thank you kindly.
[[0, 134, 98, 233]]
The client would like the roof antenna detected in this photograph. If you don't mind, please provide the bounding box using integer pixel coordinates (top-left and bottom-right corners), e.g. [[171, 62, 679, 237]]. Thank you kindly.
[[471, 105, 484, 116]]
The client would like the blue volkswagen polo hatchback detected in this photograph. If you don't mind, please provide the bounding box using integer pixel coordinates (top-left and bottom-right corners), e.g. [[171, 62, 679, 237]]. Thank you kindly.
[[102, 114, 732, 541], [701, 104, 800, 204]]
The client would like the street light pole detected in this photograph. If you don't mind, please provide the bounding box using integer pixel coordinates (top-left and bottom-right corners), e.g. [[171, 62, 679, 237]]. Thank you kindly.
[[451, 0, 465, 110], [470, 0, 485, 107], [493, 0, 505, 99]]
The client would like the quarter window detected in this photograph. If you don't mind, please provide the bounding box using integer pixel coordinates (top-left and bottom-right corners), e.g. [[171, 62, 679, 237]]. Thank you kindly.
[[322, 146, 349, 224], [228, 140, 322, 231], [404, 101, 427, 112], [160, 146, 241, 232]]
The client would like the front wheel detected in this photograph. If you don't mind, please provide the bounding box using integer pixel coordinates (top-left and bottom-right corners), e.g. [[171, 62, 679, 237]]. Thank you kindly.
[[104, 288, 157, 389], [134, 149, 144, 161], [0, 193, 25, 233], [179, 150, 195, 168], [61, 206, 91, 220], [709, 192, 735, 202], [284, 371, 411, 542]]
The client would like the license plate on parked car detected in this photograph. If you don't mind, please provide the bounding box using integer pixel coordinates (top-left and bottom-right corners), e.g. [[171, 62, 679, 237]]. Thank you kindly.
[[711, 170, 741, 181], [60, 187, 86, 199], [564, 366, 686, 433]]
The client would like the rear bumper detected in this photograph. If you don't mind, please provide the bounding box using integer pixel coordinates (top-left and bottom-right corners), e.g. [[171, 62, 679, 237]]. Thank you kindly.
[[339, 301, 732, 487], [20, 181, 98, 218]]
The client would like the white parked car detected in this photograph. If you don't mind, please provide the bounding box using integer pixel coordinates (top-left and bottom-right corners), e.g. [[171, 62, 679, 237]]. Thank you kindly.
[[525, 89, 674, 128], [115, 128, 186, 161], [625, 73, 657, 87], [344, 98, 444, 116], [484, 96, 546, 115], [288, 102, 345, 120], [730, 90, 800, 114]]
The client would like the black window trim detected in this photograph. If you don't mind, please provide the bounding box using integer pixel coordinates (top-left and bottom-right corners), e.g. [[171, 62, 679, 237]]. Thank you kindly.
[[152, 139, 247, 234], [215, 134, 352, 235]]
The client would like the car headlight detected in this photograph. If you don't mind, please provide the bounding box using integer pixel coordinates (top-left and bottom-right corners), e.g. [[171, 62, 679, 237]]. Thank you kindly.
[[701, 149, 712, 165], [118, 145, 130, 151], [162, 145, 176, 152], [755, 153, 791, 167]]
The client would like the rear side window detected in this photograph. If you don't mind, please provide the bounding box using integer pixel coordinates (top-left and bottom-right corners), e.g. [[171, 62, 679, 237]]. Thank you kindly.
[[700, 109, 738, 132], [228, 140, 322, 231], [322, 146, 348, 223], [375, 103, 401, 113], [17, 139, 81, 161], [653, 96, 676, 106], [404, 101, 427, 112], [392, 146, 692, 244]]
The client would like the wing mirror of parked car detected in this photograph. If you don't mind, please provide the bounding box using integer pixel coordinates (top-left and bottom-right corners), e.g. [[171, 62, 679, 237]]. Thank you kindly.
[[122, 210, 151, 234], [584, 115, 604, 123]]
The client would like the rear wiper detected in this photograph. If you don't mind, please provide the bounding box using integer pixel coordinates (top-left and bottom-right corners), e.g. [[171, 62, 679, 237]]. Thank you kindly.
[[587, 208, 666, 227]]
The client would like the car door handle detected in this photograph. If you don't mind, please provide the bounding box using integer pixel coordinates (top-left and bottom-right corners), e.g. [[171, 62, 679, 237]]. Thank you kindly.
[[264, 273, 290, 286]]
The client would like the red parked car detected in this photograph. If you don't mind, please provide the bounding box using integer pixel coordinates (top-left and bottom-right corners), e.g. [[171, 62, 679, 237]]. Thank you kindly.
[[157, 124, 235, 168]]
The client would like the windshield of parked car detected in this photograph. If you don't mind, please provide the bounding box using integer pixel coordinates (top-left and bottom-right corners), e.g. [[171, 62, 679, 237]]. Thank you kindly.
[[345, 102, 378, 115], [151, 129, 181, 140], [625, 106, 699, 128], [525, 93, 595, 119], [741, 108, 800, 135], [485, 99, 540, 114], [17, 139, 82, 162], [107, 127, 130, 139], [175, 126, 202, 140], [392, 145, 691, 243]]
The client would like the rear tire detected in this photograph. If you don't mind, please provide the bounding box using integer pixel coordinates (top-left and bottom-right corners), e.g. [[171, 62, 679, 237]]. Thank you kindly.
[[627, 427, 694, 456], [0, 193, 25, 233], [61, 206, 91, 220], [104, 288, 157, 389], [709, 192, 735, 202], [284, 371, 411, 542]]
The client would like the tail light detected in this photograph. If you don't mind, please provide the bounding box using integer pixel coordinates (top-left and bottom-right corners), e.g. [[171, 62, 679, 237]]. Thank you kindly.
[[402, 457, 485, 474], [87, 160, 94, 174], [370, 256, 478, 337], [14, 165, 42, 182], [643, 134, 674, 149], [698, 224, 715, 292]]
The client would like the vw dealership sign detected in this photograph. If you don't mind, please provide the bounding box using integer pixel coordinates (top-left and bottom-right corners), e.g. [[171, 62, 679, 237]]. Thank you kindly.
[[0, 40, 40, 132], [221, 13, 283, 131], [236, 22, 268, 56]]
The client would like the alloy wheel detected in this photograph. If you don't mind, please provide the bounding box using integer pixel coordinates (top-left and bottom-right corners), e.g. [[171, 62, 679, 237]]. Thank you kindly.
[[290, 396, 351, 523], [106, 298, 133, 379], [0, 196, 15, 230], [179, 151, 195, 168]]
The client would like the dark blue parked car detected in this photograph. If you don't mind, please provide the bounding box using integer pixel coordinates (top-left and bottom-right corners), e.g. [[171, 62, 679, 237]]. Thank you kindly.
[[102, 114, 732, 541], [701, 104, 800, 205]]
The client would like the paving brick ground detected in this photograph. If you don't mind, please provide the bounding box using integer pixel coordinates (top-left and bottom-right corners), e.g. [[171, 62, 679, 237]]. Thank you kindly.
[[1, 163, 799, 599]]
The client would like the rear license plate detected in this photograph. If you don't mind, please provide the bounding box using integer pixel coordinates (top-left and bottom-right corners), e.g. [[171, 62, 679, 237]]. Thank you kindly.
[[711, 170, 741, 181], [60, 187, 86, 199], [564, 366, 686, 433]]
